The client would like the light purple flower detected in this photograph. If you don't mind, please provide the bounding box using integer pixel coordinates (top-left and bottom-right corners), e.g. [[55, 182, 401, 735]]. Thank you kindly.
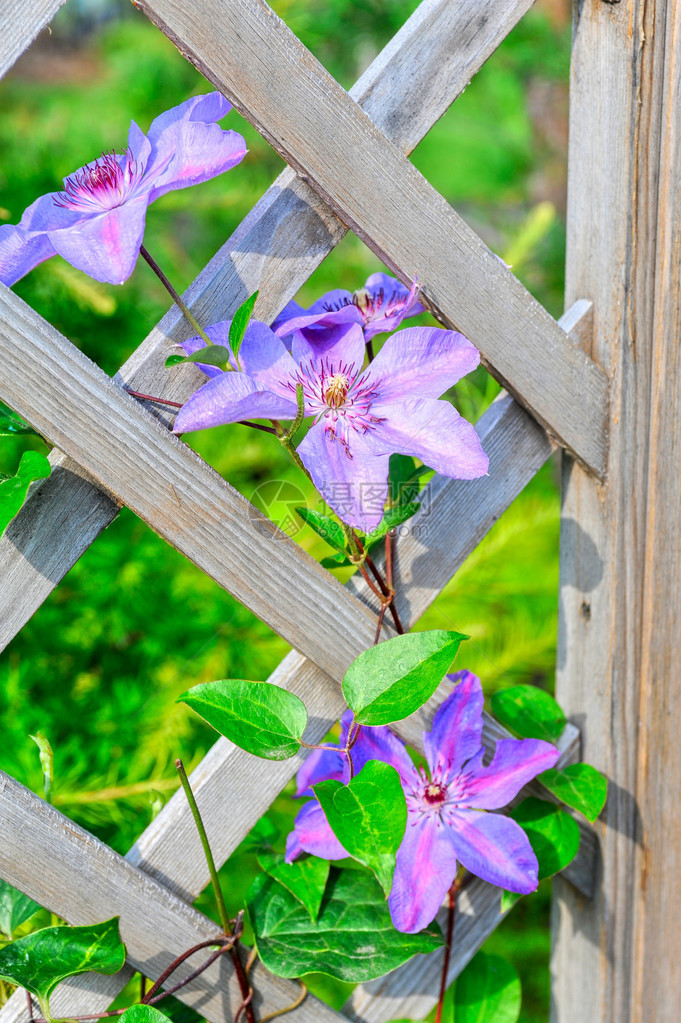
[[174, 318, 488, 532], [0, 93, 246, 286], [285, 672, 561, 934], [272, 272, 425, 348], [284, 710, 409, 863]]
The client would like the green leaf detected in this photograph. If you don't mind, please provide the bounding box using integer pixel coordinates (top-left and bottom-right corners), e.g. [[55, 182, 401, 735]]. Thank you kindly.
[[120, 1006, 172, 1023], [0, 451, 51, 536], [500, 890, 522, 914], [453, 951, 521, 1023], [178, 679, 307, 760], [365, 502, 421, 549], [0, 917, 125, 1015], [0, 881, 41, 938], [490, 685, 566, 742], [538, 763, 608, 822], [320, 552, 352, 569], [342, 630, 466, 726], [247, 867, 443, 982], [0, 403, 40, 437], [30, 731, 54, 803], [509, 797, 580, 879], [229, 291, 259, 358], [257, 851, 329, 922], [164, 345, 232, 370], [313, 760, 406, 895], [387, 454, 420, 507], [295, 507, 346, 554]]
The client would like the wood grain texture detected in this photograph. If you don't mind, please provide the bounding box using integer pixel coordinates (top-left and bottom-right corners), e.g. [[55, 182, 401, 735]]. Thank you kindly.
[[0, 0, 537, 652], [137, 0, 610, 477], [0, 307, 596, 1023], [0, 773, 344, 1023], [0, 0, 68, 80], [0, 284, 379, 679], [551, 2, 681, 1021]]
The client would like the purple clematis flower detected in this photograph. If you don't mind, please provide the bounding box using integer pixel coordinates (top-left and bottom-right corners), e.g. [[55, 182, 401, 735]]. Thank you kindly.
[[174, 318, 488, 532], [272, 272, 425, 348], [284, 710, 410, 863], [285, 671, 561, 934], [0, 93, 246, 287]]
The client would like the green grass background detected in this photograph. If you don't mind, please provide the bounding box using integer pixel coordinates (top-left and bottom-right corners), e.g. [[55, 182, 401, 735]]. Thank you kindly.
[[0, 1, 572, 1019]]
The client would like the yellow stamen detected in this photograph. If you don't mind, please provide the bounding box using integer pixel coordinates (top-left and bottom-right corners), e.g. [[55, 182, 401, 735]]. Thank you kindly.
[[324, 373, 349, 409]]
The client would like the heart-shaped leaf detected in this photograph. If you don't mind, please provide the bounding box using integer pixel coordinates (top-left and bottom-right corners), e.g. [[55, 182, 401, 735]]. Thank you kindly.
[[257, 851, 329, 922], [178, 679, 307, 760], [120, 1008, 171, 1023], [313, 760, 406, 895], [295, 508, 346, 554], [247, 867, 442, 982], [0, 917, 125, 1016], [0, 881, 41, 938], [509, 797, 580, 879], [454, 951, 521, 1023], [342, 630, 466, 726], [0, 450, 51, 536], [229, 291, 259, 358], [538, 763, 608, 822], [491, 685, 566, 742]]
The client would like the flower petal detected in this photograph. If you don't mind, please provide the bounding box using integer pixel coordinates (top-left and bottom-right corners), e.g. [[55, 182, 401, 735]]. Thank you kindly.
[[146, 92, 246, 202], [423, 671, 485, 780], [462, 738, 560, 810], [351, 724, 416, 786], [291, 321, 365, 374], [48, 194, 149, 285], [446, 809, 539, 894], [285, 799, 347, 862], [173, 371, 297, 433], [237, 320, 301, 394], [294, 746, 346, 798], [365, 398, 489, 480], [365, 326, 480, 401], [0, 222, 57, 286], [363, 275, 425, 341], [297, 420, 389, 532], [389, 815, 458, 933]]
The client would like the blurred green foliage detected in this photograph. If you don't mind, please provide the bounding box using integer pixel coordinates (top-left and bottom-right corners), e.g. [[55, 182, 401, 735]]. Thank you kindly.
[[0, 1, 571, 1019]]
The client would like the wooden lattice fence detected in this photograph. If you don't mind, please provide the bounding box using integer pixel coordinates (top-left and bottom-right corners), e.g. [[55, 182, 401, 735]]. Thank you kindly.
[[0, 1, 678, 1021]]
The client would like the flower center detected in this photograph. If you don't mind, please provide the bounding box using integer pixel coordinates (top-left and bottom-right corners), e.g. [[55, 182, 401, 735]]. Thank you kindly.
[[54, 150, 144, 212], [352, 288, 372, 314], [324, 373, 349, 409], [424, 781, 447, 805]]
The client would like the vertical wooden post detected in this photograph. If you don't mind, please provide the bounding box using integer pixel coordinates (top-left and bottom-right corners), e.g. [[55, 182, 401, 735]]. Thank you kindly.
[[552, 1, 681, 1020]]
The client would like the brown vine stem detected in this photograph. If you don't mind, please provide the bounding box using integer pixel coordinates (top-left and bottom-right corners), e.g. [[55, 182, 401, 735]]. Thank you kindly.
[[259, 983, 308, 1023], [434, 874, 464, 1023], [139, 245, 214, 350], [123, 389, 277, 435]]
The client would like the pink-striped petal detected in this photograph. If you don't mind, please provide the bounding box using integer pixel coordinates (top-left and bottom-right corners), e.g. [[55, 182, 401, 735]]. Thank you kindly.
[[389, 815, 458, 933], [447, 809, 539, 893], [462, 739, 560, 810], [285, 800, 347, 862]]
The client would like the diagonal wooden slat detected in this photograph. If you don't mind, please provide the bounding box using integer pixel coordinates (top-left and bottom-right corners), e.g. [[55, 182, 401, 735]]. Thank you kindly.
[[137, 0, 610, 478], [0, 284, 378, 679], [0, 0, 69, 80], [0, 0, 537, 652], [0, 773, 344, 1023], [0, 305, 598, 1023]]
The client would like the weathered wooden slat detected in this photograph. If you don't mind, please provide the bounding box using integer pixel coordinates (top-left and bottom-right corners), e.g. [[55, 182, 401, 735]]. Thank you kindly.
[[0, 773, 344, 1023], [0, 284, 379, 679], [552, 3, 681, 1022], [137, 0, 610, 478], [0, 0, 68, 80], [0, 0, 537, 652]]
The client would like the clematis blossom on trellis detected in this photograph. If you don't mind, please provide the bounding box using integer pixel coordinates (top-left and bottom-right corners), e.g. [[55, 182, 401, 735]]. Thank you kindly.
[[285, 671, 561, 934], [0, 93, 246, 287], [173, 318, 488, 532], [272, 271, 425, 348]]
